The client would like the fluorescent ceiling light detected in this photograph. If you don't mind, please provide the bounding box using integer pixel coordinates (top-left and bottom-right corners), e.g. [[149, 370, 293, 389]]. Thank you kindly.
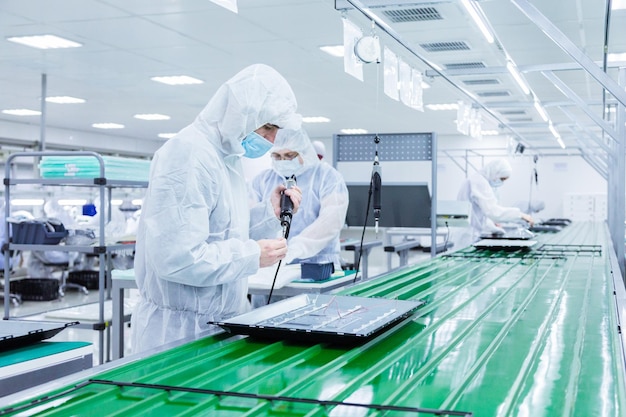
[[548, 123, 560, 138], [533, 101, 549, 122], [151, 75, 203, 85], [340, 128, 368, 134], [506, 61, 530, 95], [7, 34, 82, 49], [556, 137, 565, 149], [58, 199, 87, 206], [134, 113, 171, 121], [481, 130, 499, 136], [111, 199, 123, 206], [2, 109, 41, 116], [132, 199, 143, 206], [421, 81, 431, 89], [92, 123, 124, 129], [11, 198, 44, 206], [158, 133, 176, 139], [460, 0, 495, 44], [45, 96, 85, 104], [612, 0, 626, 9], [302, 116, 330, 123], [426, 103, 459, 111], [608, 52, 626, 63], [320, 45, 344, 57]]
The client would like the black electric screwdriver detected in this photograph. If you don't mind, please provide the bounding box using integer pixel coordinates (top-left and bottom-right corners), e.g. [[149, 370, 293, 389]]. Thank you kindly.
[[280, 176, 297, 238]]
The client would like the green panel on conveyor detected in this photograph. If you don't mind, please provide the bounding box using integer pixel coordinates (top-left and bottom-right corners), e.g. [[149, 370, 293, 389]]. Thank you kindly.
[[1, 222, 625, 416]]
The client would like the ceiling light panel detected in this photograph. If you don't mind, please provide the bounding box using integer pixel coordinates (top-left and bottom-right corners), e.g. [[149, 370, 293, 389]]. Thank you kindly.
[[2, 109, 41, 116], [92, 123, 124, 129], [6, 34, 82, 49], [45, 96, 86, 104], [303, 116, 330, 123], [151, 75, 203, 85], [134, 114, 171, 121]]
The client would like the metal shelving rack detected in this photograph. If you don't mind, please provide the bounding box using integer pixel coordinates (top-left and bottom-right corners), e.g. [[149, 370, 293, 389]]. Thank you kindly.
[[2, 151, 147, 364]]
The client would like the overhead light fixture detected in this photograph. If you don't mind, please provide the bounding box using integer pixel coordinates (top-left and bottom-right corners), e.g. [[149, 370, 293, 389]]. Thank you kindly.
[[92, 123, 124, 129], [533, 100, 549, 122], [158, 133, 176, 139], [506, 61, 530, 95], [210, 0, 238, 13], [556, 137, 565, 148], [340, 128, 368, 134], [608, 52, 626, 63], [2, 109, 41, 116], [7, 34, 82, 49], [481, 130, 499, 136], [151, 75, 203, 85], [548, 122, 560, 138], [319, 45, 344, 57], [58, 199, 87, 206], [421, 81, 431, 89], [134, 114, 171, 121], [302, 116, 330, 123], [426, 103, 459, 111], [131, 199, 143, 206], [11, 198, 45, 206], [45, 96, 86, 104], [111, 199, 123, 206], [612, 0, 626, 9], [460, 0, 495, 44]]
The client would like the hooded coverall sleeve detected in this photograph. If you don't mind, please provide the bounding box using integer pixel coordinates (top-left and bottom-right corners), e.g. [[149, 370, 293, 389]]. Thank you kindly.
[[142, 144, 261, 287], [284, 167, 348, 263]]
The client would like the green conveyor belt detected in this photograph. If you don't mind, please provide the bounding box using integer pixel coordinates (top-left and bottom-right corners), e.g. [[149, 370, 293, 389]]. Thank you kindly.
[[1, 222, 625, 416]]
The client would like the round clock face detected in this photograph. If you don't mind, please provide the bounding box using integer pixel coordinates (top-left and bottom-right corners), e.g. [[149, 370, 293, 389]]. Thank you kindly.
[[354, 36, 380, 63]]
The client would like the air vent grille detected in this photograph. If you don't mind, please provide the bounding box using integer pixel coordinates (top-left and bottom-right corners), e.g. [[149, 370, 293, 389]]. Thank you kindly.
[[463, 79, 500, 86], [508, 117, 534, 122], [444, 62, 485, 70], [420, 41, 469, 52], [477, 91, 511, 97], [382, 7, 442, 23], [499, 110, 526, 115]]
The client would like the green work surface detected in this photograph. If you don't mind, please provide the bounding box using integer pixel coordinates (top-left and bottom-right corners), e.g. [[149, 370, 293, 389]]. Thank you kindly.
[[2, 222, 625, 416], [0, 341, 91, 368]]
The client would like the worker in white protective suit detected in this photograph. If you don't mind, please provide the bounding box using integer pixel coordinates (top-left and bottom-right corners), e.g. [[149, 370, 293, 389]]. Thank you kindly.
[[248, 128, 349, 306], [130, 64, 303, 354], [456, 158, 534, 247]]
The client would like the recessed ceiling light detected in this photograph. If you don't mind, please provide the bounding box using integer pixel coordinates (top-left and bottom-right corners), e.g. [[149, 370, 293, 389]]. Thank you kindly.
[[2, 109, 41, 116], [608, 52, 626, 63], [158, 133, 177, 139], [45, 96, 86, 104], [425, 103, 459, 111], [11, 198, 45, 206], [319, 45, 344, 57], [340, 128, 368, 134], [151, 75, 203, 85], [302, 116, 331, 123], [7, 34, 82, 49], [612, 0, 626, 9], [481, 130, 499, 136], [134, 114, 171, 121], [92, 123, 124, 129]]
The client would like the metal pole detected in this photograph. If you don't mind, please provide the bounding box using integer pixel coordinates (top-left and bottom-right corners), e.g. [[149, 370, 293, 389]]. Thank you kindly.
[[40, 73, 46, 152]]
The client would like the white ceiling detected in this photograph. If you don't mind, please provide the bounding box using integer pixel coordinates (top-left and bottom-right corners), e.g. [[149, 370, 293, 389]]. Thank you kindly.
[[0, 0, 624, 158]]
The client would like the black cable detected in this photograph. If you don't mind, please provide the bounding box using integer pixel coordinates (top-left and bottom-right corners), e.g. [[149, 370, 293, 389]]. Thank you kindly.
[[443, 221, 450, 253], [353, 175, 375, 284], [267, 259, 282, 305]]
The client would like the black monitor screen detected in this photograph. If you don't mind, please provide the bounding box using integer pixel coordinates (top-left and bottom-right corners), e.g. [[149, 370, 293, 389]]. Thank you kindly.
[[345, 183, 431, 228]]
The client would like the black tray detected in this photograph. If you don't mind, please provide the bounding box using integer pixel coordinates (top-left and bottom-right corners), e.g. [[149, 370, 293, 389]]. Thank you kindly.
[[0, 320, 79, 351], [210, 294, 424, 345]]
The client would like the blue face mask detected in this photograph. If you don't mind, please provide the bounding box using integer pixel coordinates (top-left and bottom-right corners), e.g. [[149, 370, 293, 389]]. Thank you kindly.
[[489, 178, 504, 188], [241, 131, 273, 158], [272, 159, 302, 178]]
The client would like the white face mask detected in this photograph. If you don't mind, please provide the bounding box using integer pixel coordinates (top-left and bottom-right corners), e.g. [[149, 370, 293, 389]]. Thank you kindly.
[[489, 178, 504, 188], [272, 159, 302, 178]]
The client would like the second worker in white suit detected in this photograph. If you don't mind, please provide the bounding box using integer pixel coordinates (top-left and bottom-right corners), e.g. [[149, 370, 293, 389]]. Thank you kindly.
[[249, 128, 349, 305]]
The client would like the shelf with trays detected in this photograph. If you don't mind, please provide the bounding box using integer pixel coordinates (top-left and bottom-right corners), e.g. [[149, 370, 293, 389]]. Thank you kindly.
[[3, 151, 148, 365]]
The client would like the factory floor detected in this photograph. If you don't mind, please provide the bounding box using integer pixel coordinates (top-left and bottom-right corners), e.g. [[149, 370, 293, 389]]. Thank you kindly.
[[2, 227, 442, 367]]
